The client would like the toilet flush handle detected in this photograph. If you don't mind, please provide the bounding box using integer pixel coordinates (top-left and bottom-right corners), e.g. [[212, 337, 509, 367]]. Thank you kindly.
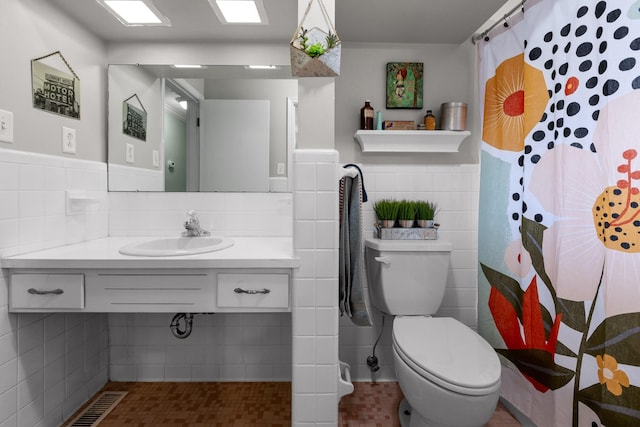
[[374, 256, 390, 265]]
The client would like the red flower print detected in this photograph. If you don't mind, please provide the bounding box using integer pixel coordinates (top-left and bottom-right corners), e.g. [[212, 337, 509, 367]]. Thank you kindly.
[[489, 276, 563, 391]]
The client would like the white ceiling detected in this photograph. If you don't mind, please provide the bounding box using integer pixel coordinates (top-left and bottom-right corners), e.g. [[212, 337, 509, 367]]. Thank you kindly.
[[47, 0, 509, 45]]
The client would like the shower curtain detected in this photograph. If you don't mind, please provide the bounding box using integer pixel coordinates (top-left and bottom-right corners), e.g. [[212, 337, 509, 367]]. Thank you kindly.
[[478, 1, 640, 426]]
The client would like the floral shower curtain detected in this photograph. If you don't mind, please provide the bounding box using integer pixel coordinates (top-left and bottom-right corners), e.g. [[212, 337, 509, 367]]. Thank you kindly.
[[478, 0, 640, 426]]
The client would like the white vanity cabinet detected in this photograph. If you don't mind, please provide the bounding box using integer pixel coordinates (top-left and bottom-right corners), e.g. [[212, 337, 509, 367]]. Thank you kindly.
[[8, 268, 292, 313], [217, 273, 290, 310], [10, 273, 85, 310], [2, 236, 299, 314], [85, 269, 215, 312]]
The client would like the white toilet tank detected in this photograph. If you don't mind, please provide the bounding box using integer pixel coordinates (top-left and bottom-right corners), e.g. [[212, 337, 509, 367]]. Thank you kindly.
[[364, 238, 452, 316]]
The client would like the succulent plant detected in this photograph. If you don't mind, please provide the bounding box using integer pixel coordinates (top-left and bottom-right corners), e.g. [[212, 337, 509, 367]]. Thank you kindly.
[[305, 42, 326, 58], [296, 27, 337, 58], [325, 32, 338, 49], [297, 27, 310, 51]]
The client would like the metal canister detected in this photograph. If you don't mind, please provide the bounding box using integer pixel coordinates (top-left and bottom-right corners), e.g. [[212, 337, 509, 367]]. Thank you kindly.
[[440, 102, 467, 131]]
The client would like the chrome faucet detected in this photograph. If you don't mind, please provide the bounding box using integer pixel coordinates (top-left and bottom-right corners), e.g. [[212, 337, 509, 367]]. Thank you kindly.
[[182, 210, 211, 237]]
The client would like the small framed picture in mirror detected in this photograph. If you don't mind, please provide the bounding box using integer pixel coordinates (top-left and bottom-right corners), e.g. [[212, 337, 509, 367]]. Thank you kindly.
[[122, 94, 147, 141]]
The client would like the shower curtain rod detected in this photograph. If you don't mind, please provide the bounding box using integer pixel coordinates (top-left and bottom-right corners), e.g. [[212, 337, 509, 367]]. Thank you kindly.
[[471, 0, 527, 44]]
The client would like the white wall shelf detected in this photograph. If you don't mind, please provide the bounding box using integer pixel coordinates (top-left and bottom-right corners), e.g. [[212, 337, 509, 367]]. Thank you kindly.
[[354, 130, 470, 153]]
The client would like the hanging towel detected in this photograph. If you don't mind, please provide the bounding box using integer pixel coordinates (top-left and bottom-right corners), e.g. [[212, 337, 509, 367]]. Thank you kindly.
[[342, 163, 368, 202], [339, 172, 372, 326]]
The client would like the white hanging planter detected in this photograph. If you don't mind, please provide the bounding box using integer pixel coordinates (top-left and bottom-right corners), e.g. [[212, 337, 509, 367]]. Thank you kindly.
[[290, 0, 341, 77]]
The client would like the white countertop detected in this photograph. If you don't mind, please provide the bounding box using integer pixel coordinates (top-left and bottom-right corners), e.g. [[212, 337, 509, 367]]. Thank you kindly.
[[1, 236, 300, 270]]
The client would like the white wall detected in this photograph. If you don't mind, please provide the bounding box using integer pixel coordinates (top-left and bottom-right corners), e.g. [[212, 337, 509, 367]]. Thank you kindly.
[[334, 42, 481, 381], [0, 0, 106, 162], [336, 42, 480, 164], [338, 163, 480, 380], [108, 192, 292, 237], [0, 148, 110, 426], [0, 1, 110, 425]]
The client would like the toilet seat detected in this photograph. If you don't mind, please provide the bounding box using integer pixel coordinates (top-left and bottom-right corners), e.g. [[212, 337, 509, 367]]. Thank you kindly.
[[392, 316, 501, 396]]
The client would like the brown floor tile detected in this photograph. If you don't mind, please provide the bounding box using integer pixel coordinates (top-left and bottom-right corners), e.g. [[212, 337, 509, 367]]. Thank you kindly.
[[64, 381, 520, 426]]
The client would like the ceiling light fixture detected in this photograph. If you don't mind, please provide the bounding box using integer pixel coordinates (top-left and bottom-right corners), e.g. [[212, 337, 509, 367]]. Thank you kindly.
[[244, 65, 280, 70], [97, 0, 170, 26], [209, 0, 268, 24], [172, 65, 206, 69]]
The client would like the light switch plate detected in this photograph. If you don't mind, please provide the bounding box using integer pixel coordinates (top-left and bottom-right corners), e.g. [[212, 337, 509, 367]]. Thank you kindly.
[[0, 109, 14, 143], [152, 150, 160, 167], [277, 163, 285, 175], [62, 126, 76, 154], [126, 143, 135, 164]]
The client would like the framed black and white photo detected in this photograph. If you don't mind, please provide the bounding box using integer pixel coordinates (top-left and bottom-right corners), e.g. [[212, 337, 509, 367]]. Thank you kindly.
[[31, 51, 81, 119], [122, 94, 147, 141]]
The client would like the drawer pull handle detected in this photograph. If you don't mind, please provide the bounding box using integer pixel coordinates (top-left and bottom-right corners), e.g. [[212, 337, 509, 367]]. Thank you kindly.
[[27, 288, 64, 295], [234, 287, 271, 295]]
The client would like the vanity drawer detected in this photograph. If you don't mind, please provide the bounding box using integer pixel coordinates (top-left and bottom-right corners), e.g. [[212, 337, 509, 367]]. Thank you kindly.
[[85, 271, 214, 312], [217, 273, 289, 310], [10, 274, 84, 310]]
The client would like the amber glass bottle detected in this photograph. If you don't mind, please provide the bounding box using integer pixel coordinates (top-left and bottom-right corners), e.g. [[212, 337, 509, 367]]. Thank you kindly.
[[423, 110, 436, 130], [360, 100, 374, 130]]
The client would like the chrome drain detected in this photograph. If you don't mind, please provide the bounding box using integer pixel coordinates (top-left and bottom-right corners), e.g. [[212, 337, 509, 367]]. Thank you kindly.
[[67, 391, 128, 426]]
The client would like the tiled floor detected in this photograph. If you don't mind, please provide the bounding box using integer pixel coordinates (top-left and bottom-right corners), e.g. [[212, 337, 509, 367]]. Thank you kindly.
[[64, 381, 521, 426], [339, 382, 521, 427]]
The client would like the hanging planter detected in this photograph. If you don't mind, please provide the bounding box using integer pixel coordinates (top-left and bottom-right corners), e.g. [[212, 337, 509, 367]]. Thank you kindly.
[[290, 0, 341, 77]]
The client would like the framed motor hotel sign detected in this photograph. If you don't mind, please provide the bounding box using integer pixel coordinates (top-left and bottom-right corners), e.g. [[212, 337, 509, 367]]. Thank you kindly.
[[122, 94, 147, 142], [31, 51, 80, 119]]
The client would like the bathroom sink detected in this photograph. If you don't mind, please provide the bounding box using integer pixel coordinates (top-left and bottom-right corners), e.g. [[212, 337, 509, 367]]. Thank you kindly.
[[119, 236, 234, 257]]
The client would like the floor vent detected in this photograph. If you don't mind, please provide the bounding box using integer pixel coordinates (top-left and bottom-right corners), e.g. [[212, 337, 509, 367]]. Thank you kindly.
[[67, 391, 128, 426]]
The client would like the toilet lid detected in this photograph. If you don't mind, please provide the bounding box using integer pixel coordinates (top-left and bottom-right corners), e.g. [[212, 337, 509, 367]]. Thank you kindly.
[[392, 317, 501, 395]]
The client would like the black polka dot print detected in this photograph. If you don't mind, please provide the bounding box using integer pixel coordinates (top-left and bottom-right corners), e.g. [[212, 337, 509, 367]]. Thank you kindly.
[[503, 0, 640, 227]]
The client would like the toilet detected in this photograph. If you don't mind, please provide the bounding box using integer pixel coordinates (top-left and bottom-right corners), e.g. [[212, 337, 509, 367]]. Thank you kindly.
[[364, 238, 501, 427]]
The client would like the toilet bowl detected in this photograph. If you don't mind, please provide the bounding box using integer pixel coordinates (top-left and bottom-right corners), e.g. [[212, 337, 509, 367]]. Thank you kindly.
[[393, 316, 501, 427], [364, 238, 501, 427]]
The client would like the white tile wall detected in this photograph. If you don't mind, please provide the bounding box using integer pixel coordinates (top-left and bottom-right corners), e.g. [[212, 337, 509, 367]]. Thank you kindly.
[[108, 312, 292, 382], [106, 189, 295, 383], [107, 164, 163, 192], [0, 148, 109, 427], [292, 149, 340, 426], [338, 163, 481, 381], [108, 191, 292, 237]]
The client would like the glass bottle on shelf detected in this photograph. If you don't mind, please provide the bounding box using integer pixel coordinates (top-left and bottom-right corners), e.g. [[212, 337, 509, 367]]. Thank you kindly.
[[423, 110, 436, 130], [360, 100, 374, 130]]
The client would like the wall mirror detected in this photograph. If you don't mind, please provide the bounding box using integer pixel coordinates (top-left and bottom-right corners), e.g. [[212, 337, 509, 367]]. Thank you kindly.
[[107, 64, 298, 192]]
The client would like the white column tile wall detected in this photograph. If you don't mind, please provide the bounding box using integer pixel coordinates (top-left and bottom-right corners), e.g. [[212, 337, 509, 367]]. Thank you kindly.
[[0, 148, 109, 426], [292, 149, 339, 426], [338, 163, 481, 382]]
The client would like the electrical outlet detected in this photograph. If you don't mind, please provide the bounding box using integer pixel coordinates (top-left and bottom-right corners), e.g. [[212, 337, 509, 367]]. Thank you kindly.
[[152, 150, 160, 167], [0, 109, 14, 143], [62, 126, 76, 154], [277, 162, 285, 175], [126, 143, 135, 164]]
